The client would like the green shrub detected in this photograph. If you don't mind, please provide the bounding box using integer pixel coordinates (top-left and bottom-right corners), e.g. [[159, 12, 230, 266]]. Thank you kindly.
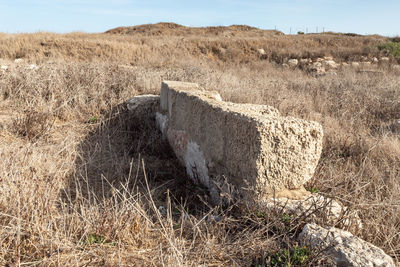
[[378, 41, 400, 58]]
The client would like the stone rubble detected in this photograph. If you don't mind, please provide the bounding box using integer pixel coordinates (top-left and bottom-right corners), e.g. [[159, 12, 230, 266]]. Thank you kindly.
[[299, 223, 395, 267]]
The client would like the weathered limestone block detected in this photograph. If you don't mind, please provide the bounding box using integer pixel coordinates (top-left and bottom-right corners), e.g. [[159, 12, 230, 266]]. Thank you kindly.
[[157, 81, 323, 202], [299, 223, 395, 267]]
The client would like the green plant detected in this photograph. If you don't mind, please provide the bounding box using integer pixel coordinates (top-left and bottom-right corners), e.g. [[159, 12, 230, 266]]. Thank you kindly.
[[89, 116, 98, 123], [266, 246, 310, 266], [378, 41, 400, 58], [83, 233, 116, 246], [297, 31, 304, 35], [305, 187, 320, 194]]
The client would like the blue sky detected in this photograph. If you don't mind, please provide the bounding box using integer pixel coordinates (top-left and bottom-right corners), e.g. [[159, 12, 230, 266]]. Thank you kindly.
[[0, 0, 399, 36]]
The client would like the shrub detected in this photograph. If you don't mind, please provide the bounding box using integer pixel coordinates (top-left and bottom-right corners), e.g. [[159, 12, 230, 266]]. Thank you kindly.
[[378, 41, 400, 58]]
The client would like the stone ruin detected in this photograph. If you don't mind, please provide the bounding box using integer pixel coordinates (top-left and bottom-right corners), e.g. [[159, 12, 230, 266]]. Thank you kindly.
[[127, 81, 395, 266]]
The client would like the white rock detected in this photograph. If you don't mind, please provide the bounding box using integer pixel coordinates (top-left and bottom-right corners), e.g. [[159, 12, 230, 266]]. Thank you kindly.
[[14, 58, 23, 63], [372, 57, 379, 64], [324, 60, 339, 69], [342, 62, 349, 67], [288, 59, 298, 67], [324, 56, 334, 61], [257, 48, 266, 55], [299, 223, 395, 267], [0, 65, 8, 70], [351, 62, 360, 67], [300, 58, 312, 64], [380, 57, 390, 63], [282, 63, 289, 68]]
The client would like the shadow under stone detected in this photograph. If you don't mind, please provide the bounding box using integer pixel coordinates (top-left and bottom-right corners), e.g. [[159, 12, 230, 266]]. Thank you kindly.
[[62, 98, 211, 214]]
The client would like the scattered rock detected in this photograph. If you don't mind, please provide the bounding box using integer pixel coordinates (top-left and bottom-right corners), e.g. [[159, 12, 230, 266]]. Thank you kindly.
[[372, 57, 379, 64], [282, 63, 289, 69], [257, 48, 266, 55], [310, 62, 325, 73], [380, 57, 390, 63], [341, 62, 349, 67], [299, 223, 395, 267], [324, 60, 339, 69], [14, 58, 23, 63], [0, 65, 8, 70], [351, 62, 360, 67], [288, 59, 298, 67], [323, 56, 334, 61]]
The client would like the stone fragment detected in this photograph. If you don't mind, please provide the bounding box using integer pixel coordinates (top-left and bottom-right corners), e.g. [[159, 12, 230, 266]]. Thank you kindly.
[[127, 94, 160, 119], [380, 57, 390, 63], [158, 81, 323, 203], [257, 48, 266, 55], [351, 62, 360, 67], [288, 58, 298, 67], [14, 58, 23, 63], [0, 65, 8, 70], [324, 60, 339, 69], [299, 223, 395, 267], [372, 57, 379, 64]]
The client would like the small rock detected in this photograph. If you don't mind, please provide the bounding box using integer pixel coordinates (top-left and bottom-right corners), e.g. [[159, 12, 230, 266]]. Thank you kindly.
[[372, 57, 379, 64], [257, 48, 266, 55], [282, 63, 289, 68], [361, 56, 369, 61], [324, 60, 339, 69], [14, 58, 23, 63], [316, 58, 324, 62], [0, 65, 8, 70], [351, 62, 360, 67], [324, 56, 334, 61], [342, 62, 349, 67], [310, 62, 325, 73], [380, 57, 390, 63], [299, 223, 395, 267], [288, 58, 298, 67]]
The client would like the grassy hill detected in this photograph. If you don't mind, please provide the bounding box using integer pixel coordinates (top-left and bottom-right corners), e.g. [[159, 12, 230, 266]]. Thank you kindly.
[[0, 23, 399, 265]]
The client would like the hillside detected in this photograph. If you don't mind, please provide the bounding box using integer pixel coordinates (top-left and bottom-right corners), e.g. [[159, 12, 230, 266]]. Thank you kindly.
[[0, 24, 399, 265]]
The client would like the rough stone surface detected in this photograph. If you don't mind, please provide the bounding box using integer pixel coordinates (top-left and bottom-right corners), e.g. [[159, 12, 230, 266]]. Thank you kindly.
[[127, 94, 160, 120], [299, 223, 395, 267], [257, 48, 266, 55], [265, 194, 362, 229], [351, 62, 360, 67], [158, 81, 323, 202], [324, 60, 339, 69], [288, 58, 299, 67], [380, 57, 390, 63]]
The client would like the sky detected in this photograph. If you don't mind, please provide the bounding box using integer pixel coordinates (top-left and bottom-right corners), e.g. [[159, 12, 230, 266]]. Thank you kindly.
[[0, 0, 399, 36]]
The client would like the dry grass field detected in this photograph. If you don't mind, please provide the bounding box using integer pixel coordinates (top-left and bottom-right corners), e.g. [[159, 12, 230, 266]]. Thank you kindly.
[[0, 23, 399, 266]]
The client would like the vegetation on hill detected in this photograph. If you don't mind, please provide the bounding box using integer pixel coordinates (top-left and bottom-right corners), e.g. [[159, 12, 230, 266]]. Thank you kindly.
[[0, 24, 399, 265]]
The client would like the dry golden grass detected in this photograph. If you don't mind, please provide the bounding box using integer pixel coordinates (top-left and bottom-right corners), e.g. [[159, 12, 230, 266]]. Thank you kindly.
[[0, 26, 399, 266]]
